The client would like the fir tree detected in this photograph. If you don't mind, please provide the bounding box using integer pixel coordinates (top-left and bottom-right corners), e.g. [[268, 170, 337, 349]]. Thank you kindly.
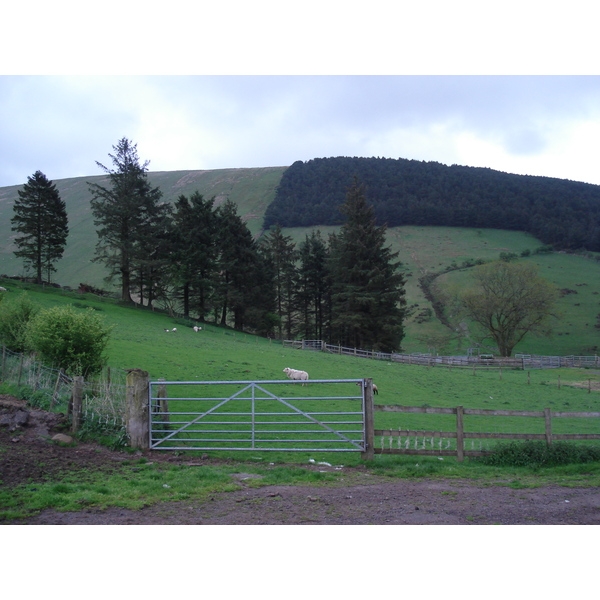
[[258, 225, 298, 339], [11, 171, 69, 284], [297, 230, 330, 340], [328, 178, 406, 352], [214, 199, 274, 331], [88, 138, 163, 303], [170, 192, 217, 319]]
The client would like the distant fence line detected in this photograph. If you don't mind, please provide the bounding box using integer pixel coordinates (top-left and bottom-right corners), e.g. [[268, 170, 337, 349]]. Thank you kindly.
[[282, 340, 600, 370], [1, 345, 127, 433]]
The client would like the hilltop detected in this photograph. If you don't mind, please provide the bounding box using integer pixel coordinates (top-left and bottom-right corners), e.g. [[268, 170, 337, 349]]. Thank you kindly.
[[265, 157, 600, 252], [0, 166, 286, 289]]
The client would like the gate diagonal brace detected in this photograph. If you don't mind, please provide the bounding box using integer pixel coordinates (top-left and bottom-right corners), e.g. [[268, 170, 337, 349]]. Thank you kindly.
[[152, 382, 282, 446], [150, 380, 365, 450], [273, 395, 364, 449]]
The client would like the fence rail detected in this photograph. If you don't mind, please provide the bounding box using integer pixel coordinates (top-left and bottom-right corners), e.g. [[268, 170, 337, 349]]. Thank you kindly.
[[373, 404, 600, 461], [282, 340, 599, 369]]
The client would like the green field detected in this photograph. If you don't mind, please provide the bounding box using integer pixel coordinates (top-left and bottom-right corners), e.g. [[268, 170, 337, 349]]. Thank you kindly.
[[2, 278, 599, 454], [2, 280, 600, 522]]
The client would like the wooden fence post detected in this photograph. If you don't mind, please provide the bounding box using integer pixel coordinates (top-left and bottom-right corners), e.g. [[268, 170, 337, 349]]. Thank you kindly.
[[544, 407, 553, 446], [126, 369, 150, 450], [361, 378, 375, 461], [456, 405, 465, 462], [71, 376, 84, 433]]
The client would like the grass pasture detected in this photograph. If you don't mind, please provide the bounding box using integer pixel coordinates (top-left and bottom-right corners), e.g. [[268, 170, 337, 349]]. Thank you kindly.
[[2, 281, 600, 522], [2, 277, 599, 463], [439, 251, 600, 355]]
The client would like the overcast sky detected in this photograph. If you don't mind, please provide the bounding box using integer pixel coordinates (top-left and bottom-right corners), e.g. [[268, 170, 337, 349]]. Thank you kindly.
[[2, 4, 599, 189]]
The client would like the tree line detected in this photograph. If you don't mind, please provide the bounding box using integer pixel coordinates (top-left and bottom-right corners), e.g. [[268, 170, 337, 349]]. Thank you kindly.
[[10, 139, 408, 352], [263, 157, 600, 252]]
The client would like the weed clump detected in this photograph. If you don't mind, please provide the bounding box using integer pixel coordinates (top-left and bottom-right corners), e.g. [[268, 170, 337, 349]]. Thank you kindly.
[[478, 440, 600, 468]]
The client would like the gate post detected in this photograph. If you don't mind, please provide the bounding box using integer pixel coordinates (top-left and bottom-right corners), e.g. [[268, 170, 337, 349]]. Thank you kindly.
[[126, 369, 150, 450], [361, 378, 375, 461]]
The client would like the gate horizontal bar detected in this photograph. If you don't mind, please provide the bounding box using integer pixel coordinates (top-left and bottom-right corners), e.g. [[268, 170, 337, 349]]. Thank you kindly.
[[149, 378, 369, 452], [150, 379, 364, 385]]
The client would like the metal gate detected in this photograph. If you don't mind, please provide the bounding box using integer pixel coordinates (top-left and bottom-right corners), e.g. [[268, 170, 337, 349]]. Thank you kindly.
[[149, 379, 367, 452]]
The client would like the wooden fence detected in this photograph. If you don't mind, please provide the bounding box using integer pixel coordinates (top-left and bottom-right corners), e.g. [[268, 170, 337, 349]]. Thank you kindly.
[[368, 404, 600, 461], [282, 340, 600, 370]]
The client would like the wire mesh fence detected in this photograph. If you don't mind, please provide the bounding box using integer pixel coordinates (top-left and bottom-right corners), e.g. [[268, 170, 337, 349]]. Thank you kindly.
[[1, 345, 127, 434]]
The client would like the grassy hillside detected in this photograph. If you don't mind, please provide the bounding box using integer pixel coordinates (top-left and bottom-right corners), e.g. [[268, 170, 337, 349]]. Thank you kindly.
[[1, 169, 599, 356], [1, 279, 598, 423], [0, 167, 286, 289]]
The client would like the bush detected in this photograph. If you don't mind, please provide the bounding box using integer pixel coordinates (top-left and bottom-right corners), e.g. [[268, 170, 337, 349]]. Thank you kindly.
[[25, 304, 112, 376], [478, 440, 600, 468], [0, 293, 40, 352]]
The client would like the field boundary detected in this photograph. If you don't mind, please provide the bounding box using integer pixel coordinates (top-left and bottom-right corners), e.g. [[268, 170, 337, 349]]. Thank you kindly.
[[1, 345, 127, 433], [373, 404, 600, 461], [283, 340, 599, 370]]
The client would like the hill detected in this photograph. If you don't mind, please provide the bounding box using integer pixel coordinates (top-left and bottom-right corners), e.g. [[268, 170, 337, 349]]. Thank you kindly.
[[263, 157, 600, 251], [1, 160, 599, 355], [0, 166, 286, 289]]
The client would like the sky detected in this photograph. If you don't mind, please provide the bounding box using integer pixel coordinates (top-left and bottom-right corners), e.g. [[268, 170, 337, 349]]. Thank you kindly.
[[1, 3, 599, 189]]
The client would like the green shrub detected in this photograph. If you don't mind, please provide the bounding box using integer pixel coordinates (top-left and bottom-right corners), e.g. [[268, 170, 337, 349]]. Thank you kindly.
[[25, 304, 112, 376], [478, 440, 600, 468], [0, 293, 40, 352]]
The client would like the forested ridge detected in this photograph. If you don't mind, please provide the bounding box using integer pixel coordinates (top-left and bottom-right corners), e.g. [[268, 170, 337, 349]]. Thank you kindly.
[[263, 157, 600, 251]]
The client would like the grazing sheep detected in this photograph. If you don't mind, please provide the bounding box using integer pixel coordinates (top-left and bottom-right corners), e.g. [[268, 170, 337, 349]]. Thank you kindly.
[[193, 326, 202, 332], [356, 381, 378, 395], [283, 367, 309, 384]]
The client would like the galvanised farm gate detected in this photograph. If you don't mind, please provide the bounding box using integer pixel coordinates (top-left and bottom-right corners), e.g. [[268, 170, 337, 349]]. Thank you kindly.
[[148, 379, 371, 453]]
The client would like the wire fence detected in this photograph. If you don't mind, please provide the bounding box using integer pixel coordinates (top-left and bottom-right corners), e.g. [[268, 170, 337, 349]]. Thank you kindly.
[[1, 345, 127, 432]]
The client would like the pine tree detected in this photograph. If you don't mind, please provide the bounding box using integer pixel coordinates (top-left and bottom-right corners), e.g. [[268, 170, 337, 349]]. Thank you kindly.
[[11, 171, 69, 284], [297, 230, 330, 340], [328, 178, 406, 352], [214, 199, 273, 331], [131, 202, 173, 309], [88, 138, 163, 303], [258, 225, 298, 339], [170, 192, 217, 320]]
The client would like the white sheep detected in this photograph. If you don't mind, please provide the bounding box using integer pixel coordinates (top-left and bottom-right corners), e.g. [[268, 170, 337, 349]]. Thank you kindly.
[[283, 367, 309, 384], [193, 326, 202, 332]]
